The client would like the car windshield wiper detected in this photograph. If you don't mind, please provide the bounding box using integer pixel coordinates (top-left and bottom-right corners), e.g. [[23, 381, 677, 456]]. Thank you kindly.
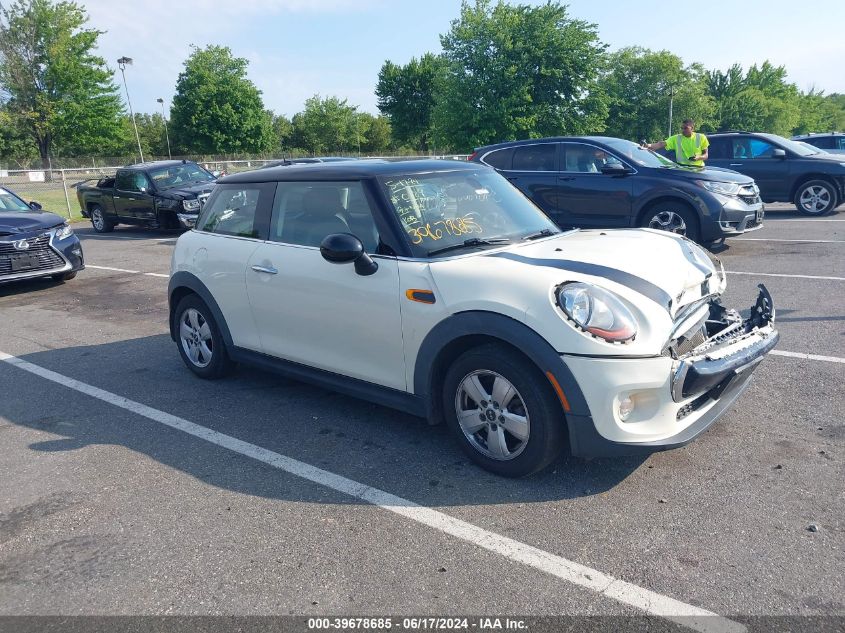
[[427, 237, 511, 257], [523, 228, 558, 240]]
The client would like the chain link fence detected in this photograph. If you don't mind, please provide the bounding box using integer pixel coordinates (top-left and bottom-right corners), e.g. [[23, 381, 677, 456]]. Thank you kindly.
[[0, 155, 470, 220]]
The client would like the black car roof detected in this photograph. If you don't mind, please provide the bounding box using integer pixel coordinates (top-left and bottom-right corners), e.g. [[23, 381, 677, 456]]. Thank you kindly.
[[473, 136, 637, 153], [220, 159, 483, 183]]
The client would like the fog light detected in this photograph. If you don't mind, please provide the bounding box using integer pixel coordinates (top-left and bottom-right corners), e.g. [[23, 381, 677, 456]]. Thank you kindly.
[[618, 396, 635, 421]]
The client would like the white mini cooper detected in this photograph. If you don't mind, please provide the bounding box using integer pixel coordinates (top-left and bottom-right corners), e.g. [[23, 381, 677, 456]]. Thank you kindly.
[[169, 160, 779, 477]]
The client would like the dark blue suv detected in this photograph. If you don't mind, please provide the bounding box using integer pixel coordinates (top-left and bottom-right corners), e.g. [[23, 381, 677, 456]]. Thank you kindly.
[[470, 136, 764, 245]]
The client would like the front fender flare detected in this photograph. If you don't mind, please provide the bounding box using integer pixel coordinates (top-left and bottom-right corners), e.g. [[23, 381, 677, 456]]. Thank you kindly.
[[413, 311, 591, 420]]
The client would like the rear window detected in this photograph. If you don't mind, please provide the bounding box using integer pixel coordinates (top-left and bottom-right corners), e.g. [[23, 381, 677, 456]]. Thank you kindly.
[[482, 148, 514, 170]]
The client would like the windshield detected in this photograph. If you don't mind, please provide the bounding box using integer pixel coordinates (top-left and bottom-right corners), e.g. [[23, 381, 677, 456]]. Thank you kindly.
[[600, 138, 679, 168], [0, 187, 35, 212], [379, 169, 559, 258], [768, 135, 823, 157], [148, 163, 214, 188]]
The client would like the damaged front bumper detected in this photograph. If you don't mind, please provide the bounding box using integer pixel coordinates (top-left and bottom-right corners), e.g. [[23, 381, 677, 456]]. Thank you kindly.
[[671, 284, 779, 402], [563, 285, 779, 457]]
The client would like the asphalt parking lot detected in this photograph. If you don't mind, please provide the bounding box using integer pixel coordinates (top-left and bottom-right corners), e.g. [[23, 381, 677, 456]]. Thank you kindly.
[[1, 204, 843, 631]]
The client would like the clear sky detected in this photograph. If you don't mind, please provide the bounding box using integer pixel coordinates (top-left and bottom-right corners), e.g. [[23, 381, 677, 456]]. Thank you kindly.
[[84, 0, 845, 117]]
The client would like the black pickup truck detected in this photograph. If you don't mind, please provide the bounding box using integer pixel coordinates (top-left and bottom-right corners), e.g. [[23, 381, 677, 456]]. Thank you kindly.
[[76, 160, 218, 233]]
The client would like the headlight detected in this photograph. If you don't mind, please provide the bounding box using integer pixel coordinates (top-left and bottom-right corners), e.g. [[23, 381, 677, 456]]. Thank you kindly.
[[557, 282, 637, 342], [182, 199, 201, 211], [697, 180, 741, 196], [54, 224, 74, 240]]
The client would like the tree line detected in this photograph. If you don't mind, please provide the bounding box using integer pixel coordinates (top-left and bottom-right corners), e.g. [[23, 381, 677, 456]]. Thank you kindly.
[[2, 0, 843, 166]]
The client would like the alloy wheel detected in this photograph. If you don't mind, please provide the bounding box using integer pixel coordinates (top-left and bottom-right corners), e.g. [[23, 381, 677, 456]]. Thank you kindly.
[[799, 186, 832, 214], [92, 208, 104, 231], [454, 370, 530, 461], [179, 307, 213, 368], [648, 210, 687, 235]]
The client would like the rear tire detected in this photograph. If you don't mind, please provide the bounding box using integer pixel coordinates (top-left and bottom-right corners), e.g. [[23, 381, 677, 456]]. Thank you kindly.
[[442, 344, 566, 477], [794, 180, 838, 216], [174, 294, 235, 379], [90, 205, 115, 233], [640, 201, 701, 243]]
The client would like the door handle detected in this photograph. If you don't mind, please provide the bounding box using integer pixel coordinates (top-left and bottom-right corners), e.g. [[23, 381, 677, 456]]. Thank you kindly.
[[251, 265, 278, 275], [113, 196, 121, 199], [729, 163, 743, 167], [558, 176, 575, 181]]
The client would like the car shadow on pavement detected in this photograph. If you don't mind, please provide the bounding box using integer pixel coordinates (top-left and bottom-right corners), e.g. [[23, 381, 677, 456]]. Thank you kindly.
[[0, 335, 647, 507], [0, 276, 70, 298]]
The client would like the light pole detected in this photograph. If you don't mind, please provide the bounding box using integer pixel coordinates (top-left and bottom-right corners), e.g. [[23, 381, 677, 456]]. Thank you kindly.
[[156, 97, 172, 159], [117, 56, 144, 163], [667, 85, 676, 138]]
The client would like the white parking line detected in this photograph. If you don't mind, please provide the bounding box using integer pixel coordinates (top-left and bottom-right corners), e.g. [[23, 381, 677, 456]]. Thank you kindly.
[[727, 271, 845, 281], [762, 218, 845, 222], [771, 350, 845, 364], [732, 238, 845, 243], [86, 264, 168, 278], [0, 349, 743, 633]]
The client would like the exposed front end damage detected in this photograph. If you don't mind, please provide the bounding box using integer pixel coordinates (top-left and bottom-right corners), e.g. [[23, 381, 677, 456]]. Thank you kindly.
[[669, 285, 779, 410], [563, 285, 779, 457]]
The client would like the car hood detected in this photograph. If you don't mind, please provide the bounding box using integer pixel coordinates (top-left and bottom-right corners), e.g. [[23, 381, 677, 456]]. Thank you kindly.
[[158, 181, 217, 200], [0, 211, 65, 236], [654, 164, 754, 184], [430, 229, 720, 318]]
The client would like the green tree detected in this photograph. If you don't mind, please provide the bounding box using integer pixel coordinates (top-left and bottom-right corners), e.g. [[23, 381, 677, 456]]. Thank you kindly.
[[169, 45, 274, 154], [272, 113, 293, 151], [376, 53, 445, 151], [359, 113, 392, 153], [0, 106, 38, 163], [0, 0, 125, 165], [794, 89, 844, 135], [706, 62, 800, 135], [290, 95, 358, 154], [598, 47, 715, 142], [431, 0, 608, 152]]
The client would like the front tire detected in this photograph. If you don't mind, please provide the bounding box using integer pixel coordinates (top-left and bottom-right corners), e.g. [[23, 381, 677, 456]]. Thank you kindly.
[[90, 205, 115, 233], [640, 202, 700, 243], [174, 294, 234, 379], [442, 344, 566, 477], [794, 180, 838, 216]]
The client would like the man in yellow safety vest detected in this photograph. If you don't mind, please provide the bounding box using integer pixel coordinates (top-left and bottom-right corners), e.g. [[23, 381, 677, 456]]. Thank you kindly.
[[643, 119, 709, 167]]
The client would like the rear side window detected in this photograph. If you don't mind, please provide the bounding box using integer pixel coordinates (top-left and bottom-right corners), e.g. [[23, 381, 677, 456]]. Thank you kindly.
[[115, 171, 149, 192], [270, 181, 381, 252], [837, 137, 845, 151], [512, 144, 556, 171], [482, 148, 514, 170], [196, 186, 262, 238], [809, 136, 834, 149]]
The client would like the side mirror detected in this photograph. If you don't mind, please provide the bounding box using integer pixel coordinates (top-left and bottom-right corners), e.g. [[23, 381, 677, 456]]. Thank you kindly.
[[29, 201, 42, 210], [601, 163, 631, 175], [772, 149, 787, 159], [320, 233, 378, 276]]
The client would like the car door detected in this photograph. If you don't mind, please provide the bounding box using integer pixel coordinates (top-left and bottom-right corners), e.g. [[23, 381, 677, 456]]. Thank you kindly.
[[112, 170, 139, 221], [720, 137, 791, 199], [190, 182, 275, 352], [245, 180, 406, 391], [498, 143, 561, 221], [553, 142, 634, 228]]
